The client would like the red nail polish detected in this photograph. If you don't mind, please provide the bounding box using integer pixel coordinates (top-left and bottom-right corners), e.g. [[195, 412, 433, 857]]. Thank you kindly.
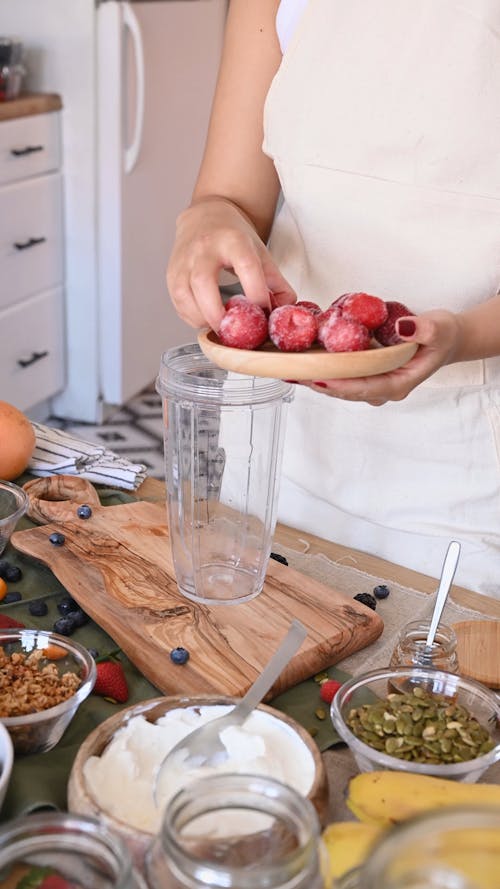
[[282, 379, 298, 384], [313, 381, 327, 388], [397, 319, 416, 337]]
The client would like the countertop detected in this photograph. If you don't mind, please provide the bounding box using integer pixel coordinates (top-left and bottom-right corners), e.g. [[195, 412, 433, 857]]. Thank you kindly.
[[0, 92, 62, 122]]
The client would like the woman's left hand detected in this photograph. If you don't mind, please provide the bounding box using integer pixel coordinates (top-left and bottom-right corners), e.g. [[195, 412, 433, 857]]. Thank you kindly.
[[301, 309, 463, 405]]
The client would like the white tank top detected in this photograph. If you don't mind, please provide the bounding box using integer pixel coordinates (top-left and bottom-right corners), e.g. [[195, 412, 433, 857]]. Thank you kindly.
[[276, 0, 308, 52]]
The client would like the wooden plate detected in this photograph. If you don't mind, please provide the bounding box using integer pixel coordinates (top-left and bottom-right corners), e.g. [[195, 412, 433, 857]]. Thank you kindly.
[[198, 330, 418, 380], [453, 620, 500, 688]]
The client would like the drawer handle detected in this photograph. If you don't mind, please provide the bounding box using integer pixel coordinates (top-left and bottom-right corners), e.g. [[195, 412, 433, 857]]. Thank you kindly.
[[14, 237, 47, 251], [11, 145, 44, 157], [17, 350, 49, 369]]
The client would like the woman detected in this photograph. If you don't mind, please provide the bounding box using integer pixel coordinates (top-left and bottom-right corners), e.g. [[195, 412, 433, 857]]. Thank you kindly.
[[167, 0, 500, 596]]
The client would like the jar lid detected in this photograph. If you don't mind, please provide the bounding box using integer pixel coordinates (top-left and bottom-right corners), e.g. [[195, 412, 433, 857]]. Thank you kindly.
[[0, 38, 13, 66]]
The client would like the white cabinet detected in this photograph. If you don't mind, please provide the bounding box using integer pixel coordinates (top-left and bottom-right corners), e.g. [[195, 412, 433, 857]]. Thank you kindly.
[[0, 101, 65, 412]]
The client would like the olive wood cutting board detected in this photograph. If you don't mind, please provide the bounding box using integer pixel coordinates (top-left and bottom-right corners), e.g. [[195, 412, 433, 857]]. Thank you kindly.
[[11, 476, 383, 698]]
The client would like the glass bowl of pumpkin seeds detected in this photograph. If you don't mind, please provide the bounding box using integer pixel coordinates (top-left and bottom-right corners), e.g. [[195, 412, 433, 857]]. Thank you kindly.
[[330, 666, 500, 782]]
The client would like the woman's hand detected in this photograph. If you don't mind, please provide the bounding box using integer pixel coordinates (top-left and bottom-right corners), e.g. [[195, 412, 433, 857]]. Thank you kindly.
[[301, 309, 464, 405], [167, 198, 296, 334]]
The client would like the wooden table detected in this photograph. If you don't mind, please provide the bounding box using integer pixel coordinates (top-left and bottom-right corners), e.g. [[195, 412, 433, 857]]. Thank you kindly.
[[137, 476, 500, 822], [137, 477, 500, 618]]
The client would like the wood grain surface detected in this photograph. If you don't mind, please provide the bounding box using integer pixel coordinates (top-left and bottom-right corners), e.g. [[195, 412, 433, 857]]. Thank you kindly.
[[0, 92, 62, 122], [198, 329, 418, 381], [453, 620, 500, 688], [11, 478, 383, 697]]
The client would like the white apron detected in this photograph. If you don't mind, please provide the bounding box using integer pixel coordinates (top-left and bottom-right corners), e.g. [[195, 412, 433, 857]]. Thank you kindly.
[[263, 0, 500, 596]]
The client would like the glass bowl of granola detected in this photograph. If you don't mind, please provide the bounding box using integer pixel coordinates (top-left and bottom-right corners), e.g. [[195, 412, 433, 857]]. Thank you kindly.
[[0, 629, 96, 755]]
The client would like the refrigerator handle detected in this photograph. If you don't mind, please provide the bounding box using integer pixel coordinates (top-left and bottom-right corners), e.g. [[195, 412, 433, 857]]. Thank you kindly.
[[123, 1, 145, 174]]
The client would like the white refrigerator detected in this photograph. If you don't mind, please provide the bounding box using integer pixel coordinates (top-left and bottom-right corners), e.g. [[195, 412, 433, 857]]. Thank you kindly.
[[0, 0, 226, 420], [97, 0, 227, 406]]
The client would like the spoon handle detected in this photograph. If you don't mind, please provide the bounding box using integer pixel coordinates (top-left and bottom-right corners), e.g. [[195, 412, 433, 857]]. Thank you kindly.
[[232, 619, 308, 725], [425, 540, 461, 650]]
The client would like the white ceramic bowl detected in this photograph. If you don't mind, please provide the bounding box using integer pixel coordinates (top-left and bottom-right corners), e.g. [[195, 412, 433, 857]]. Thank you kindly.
[[331, 666, 500, 783], [68, 695, 328, 872], [0, 722, 14, 811], [0, 629, 96, 755]]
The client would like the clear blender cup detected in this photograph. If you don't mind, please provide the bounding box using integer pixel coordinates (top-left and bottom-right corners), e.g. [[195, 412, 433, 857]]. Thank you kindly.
[[156, 344, 293, 605]]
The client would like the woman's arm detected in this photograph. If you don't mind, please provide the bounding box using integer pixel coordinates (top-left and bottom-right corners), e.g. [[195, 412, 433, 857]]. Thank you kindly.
[[167, 0, 295, 332]]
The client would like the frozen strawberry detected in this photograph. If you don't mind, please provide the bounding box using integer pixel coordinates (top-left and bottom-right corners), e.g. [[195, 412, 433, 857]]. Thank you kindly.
[[295, 300, 322, 315], [93, 660, 129, 703], [321, 315, 371, 353], [268, 305, 319, 352], [224, 294, 248, 310], [319, 679, 342, 704], [374, 301, 415, 346], [317, 306, 343, 345], [218, 301, 268, 350], [341, 292, 388, 330]]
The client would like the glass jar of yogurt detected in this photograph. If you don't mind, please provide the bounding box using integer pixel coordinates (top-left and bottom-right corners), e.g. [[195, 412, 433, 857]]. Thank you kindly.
[[146, 773, 325, 889], [0, 812, 148, 888]]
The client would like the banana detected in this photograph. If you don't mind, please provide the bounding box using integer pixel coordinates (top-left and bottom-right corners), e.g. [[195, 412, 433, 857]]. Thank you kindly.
[[320, 821, 384, 885], [347, 771, 500, 825]]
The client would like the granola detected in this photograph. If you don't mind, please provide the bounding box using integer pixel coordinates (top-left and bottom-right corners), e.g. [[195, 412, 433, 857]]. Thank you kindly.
[[0, 648, 81, 718]]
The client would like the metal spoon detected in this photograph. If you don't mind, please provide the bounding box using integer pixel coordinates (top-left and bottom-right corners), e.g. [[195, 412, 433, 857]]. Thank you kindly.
[[153, 618, 307, 803], [420, 540, 461, 665]]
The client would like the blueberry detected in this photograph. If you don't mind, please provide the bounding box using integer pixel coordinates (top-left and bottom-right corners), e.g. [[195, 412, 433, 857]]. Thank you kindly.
[[67, 608, 89, 628], [0, 560, 10, 580], [170, 646, 190, 665], [373, 584, 390, 600], [28, 599, 48, 617], [353, 592, 377, 611], [88, 648, 99, 659], [4, 591, 22, 604], [53, 616, 76, 636], [77, 504, 93, 520], [57, 596, 78, 616], [270, 552, 289, 566], [2, 564, 22, 583], [49, 532, 65, 546]]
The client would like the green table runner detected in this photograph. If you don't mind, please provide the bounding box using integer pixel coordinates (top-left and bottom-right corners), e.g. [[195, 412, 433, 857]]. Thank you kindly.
[[1, 481, 346, 821]]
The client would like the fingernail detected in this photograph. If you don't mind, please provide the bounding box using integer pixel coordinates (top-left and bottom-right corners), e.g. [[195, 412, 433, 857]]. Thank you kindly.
[[313, 381, 327, 388], [397, 319, 416, 337], [282, 379, 298, 384]]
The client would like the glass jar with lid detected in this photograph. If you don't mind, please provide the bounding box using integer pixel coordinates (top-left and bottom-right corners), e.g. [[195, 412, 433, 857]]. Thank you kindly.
[[146, 773, 325, 889], [389, 619, 459, 674], [0, 812, 148, 888]]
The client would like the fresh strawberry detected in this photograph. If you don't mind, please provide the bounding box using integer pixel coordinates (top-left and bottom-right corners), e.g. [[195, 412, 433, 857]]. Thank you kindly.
[[0, 614, 25, 629], [341, 292, 388, 330], [319, 679, 342, 704], [93, 660, 129, 703], [39, 875, 79, 889], [374, 301, 415, 346]]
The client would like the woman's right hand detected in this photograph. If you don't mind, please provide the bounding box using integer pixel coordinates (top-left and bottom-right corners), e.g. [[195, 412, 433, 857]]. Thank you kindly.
[[167, 197, 296, 333]]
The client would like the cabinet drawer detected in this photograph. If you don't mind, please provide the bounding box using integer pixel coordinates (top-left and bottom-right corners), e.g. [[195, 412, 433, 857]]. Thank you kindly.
[[0, 112, 61, 186], [0, 173, 63, 310], [0, 287, 65, 412]]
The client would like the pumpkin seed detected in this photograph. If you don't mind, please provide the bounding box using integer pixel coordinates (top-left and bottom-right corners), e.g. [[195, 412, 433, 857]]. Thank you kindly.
[[345, 686, 495, 764]]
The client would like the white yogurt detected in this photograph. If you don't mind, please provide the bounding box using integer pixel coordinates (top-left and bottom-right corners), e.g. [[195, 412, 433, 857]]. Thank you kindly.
[[83, 705, 316, 833]]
